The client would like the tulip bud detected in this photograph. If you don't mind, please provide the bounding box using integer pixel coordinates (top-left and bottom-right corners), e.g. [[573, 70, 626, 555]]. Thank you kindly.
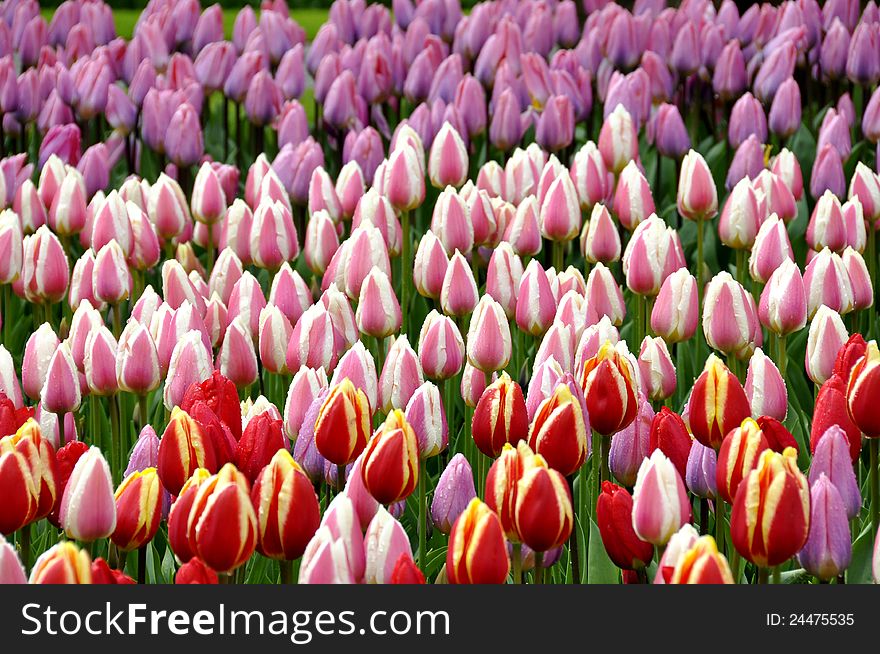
[[678, 150, 718, 221], [514, 455, 573, 552], [431, 454, 476, 535], [596, 481, 654, 570], [689, 354, 752, 450], [622, 214, 682, 297], [614, 161, 655, 232], [668, 535, 734, 584], [447, 498, 510, 584], [405, 382, 447, 459], [418, 311, 464, 381], [599, 104, 637, 175], [516, 259, 557, 337], [485, 242, 522, 318], [428, 122, 468, 189], [715, 417, 770, 506], [608, 395, 653, 488], [758, 259, 807, 337], [40, 342, 81, 415], [110, 467, 161, 552], [805, 305, 849, 386], [361, 410, 419, 505], [467, 295, 512, 373], [314, 379, 372, 467], [21, 226, 70, 304], [250, 198, 298, 271], [378, 335, 423, 413], [638, 337, 676, 402], [632, 449, 691, 547], [473, 372, 529, 458], [356, 267, 401, 338], [847, 339, 880, 437], [797, 474, 852, 581], [163, 330, 213, 411], [187, 463, 257, 573], [580, 341, 639, 436], [718, 178, 761, 250], [650, 269, 699, 344], [28, 542, 92, 584], [252, 449, 320, 561], [749, 214, 795, 284], [364, 506, 414, 584], [59, 446, 116, 542], [385, 143, 425, 212], [649, 407, 691, 481], [810, 425, 861, 520], [731, 448, 810, 568], [413, 230, 449, 301], [0, 533, 25, 583], [527, 383, 589, 477], [582, 203, 621, 265]]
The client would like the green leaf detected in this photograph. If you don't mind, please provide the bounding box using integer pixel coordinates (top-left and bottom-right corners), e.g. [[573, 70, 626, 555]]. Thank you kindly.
[[161, 545, 177, 585], [587, 517, 620, 584], [848, 529, 875, 584]]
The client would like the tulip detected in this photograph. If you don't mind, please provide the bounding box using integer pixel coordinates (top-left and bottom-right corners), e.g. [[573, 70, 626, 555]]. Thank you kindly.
[[40, 343, 80, 415], [754, 169, 797, 225], [596, 481, 654, 570], [582, 203, 621, 265], [514, 455, 573, 553], [702, 272, 761, 359], [731, 448, 809, 568], [191, 161, 227, 226], [440, 251, 479, 318], [622, 214, 682, 297], [405, 382, 447, 459], [356, 268, 401, 339], [233, 411, 286, 486], [331, 343, 378, 414], [808, 191, 848, 254], [580, 341, 638, 437], [364, 506, 413, 585], [110, 467, 162, 553], [28, 542, 92, 584], [848, 162, 880, 222], [0, 533, 25, 583], [0, 209, 22, 284], [728, 93, 767, 149], [516, 259, 557, 337], [716, 418, 771, 506], [431, 454, 476, 535], [472, 372, 529, 458], [758, 259, 807, 337], [59, 446, 116, 542], [258, 305, 292, 376], [175, 558, 218, 585], [749, 214, 795, 284], [165, 103, 204, 168], [250, 198, 298, 271], [92, 240, 131, 306], [599, 104, 637, 175], [842, 248, 873, 311], [631, 449, 691, 546], [378, 335, 423, 413], [298, 526, 358, 584], [428, 122, 468, 189], [689, 354, 751, 450], [0, 437, 38, 535], [798, 474, 852, 581], [678, 150, 718, 221], [360, 410, 419, 505], [848, 339, 880, 438], [447, 498, 509, 584], [251, 449, 320, 562], [314, 378, 371, 468], [503, 195, 542, 256], [540, 173, 581, 245], [685, 438, 717, 499], [21, 226, 70, 304], [650, 103, 690, 160], [608, 395, 653, 488], [614, 160, 655, 232], [528, 383, 589, 478], [649, 407, 691, 481], [187, 463, 257, 573], [811, 143, 846, 200], [163, 330, 213, 411], [467, 295, 512, 373], [385, 143, 425, 212], [570, 141, 611, 211], [810, 425, 862, 521], [805, 305, 849, 386], [413, 230, 449, 301], [418, 311, 464, 381], [638, 337, 676, 402], [668, 535, 734, 584], [744, 348, 788, 421], [718, 178, 761, 250], [650, 269, 699, 343], [267, 263, 310, 327]]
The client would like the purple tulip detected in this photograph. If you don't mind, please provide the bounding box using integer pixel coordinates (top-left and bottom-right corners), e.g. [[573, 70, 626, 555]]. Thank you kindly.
[[430, 453, 476, 534], [728, 92, 767, 149], [798, 475, 852, 581], [810, 142, 846, 199], [650, 103, 689, 159], [164, 103, 203, 168], [809, 425, 861, 520], [768, 77, 802, 139], [725, 134, 765, 190]]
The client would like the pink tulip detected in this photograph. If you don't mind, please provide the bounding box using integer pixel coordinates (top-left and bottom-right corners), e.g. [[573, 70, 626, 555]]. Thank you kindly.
[[0, 534, 26, 583], [428, 122, 468, 189], [803, 248, 854, 319], [418, 311, 465, 381], [385, 143, 425, 211], [269, 262, 311, 327], [21, 226, 69, 304], [258, 305, 292, 375], [286, 303, 341, 373], [321, 284, 359, 350], [116, 319, 160, 395], [638, 336, 677, 402], [622, 215, 682, 297], [703, 271, 761, 359], [0, 208, 22, 284], [516, 259, 557, 337], [148, 173, 190, 243], [84, 327, 117, 397], [40, 342, 81, 414], [466, 295, 511, 373], [842, 247, 873, 311], [344, 224, 391, 301], [805, 305, 849, 385], [431, 187, 473, 256], [335, 161, 365, 220], [59, 446, 116, 542], [749, 214, 795, 284], [651, 269, 699, 344], [191, 161, 227, 225], [485, 241, 522, 318], [352, 188, 401, 256], [632, 449, 691, 546], [440, 251, 479, 318], [842, 199, 867, 252], [208, 248, 243, 305], [745, 347, 788, 421], [250, 198, 298, 271], [218, 317, 258, 389], [582, 203, 621, 264], [614, 160, 655, 232], [677, 149, 718, 221], [848, 162, 880, 222], [304, 209, 339, 275], [127, 203, 161, 271], [227, 271, 267, 341], [599, 104, 638, 174], [308, 166, 342, 224], [406, 381, 448, 459], [163, 330, 213, 410], [585, 263, 626, 327], [753, 169, 797, 225], [378, 334, 423, 413], [718, 178, 761, 250], [413, 230, 449, 301], [283, 366, 328, 441], [356, 267, 401, 339], [540, 172, 581, 242], [503, 195, 542, 256], [758, 259, 808, 336], [331, 341, 379, 413], [22, 323, 60, 402], [807, 191, 848, 253], [48, 168, 87, 236], [221, 199, 254, 265], [92, 240, 131, 305]]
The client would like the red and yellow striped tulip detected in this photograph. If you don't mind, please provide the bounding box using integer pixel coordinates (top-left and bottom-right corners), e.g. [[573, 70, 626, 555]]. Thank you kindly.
[[485, 441, 540, 541], [669, 536, 734, 584], [847, 339, 880, 438], [472, 371, 528, 458], [28, 542, 92, 584], [716, 418, 770, 505], [688, 354, 751, 450], [360, 410, 419, 505], [447, 498, 510, 584], [527, 384, 588, 477], [167, 468, 212, 564], [580, 340, 638, 436], [111, 467, 162, 552], [314, 378, 372, 466], [513, 456, 573, 552]]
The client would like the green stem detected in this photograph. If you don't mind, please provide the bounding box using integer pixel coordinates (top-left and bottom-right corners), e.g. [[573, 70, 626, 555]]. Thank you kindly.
[[112, 302, 122, 340], [735, 248, 746, 285], [534, 552, 544, 585], [138, 394, 149, 432], [2, 283, 10, 347], [777, 335, 787, 380], [715, 500, 725, 556], [512, 543, 522, 584], [581, 459, 590, 584], [772, 566, 781, 585], [400, 210, 411, 337], [757, 567, 769, 584], [137, 546, 146, 585], [19, 523, 30, 572], [418, 458, 426, 571], [871, 439, 879, 539], [280, 559, 293, 584], [696, 219, 705, 297], [552, 240, 564, 273], [567, 475, 580, 584], [110, 394, 122, 484]]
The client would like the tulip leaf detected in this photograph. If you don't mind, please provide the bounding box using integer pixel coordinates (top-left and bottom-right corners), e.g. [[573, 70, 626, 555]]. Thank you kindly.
[[587, 518, 620, 585], [161, 544, 177, 585], [847, 529, 874, 585]]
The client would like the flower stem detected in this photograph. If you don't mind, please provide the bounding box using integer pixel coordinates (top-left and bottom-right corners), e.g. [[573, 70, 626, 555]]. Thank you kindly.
[[418, 457, 426, 572], [552, 240, 564, 273], [400, 209, 411, 337], [871, 439, 879, 539], [714, 499, 725, 556], [534, 552, 544, 585], [280, 559, 293, 584], [567, 474, 580, 584], [696, 219, 705, 296], [512, 543, 522, 584]]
